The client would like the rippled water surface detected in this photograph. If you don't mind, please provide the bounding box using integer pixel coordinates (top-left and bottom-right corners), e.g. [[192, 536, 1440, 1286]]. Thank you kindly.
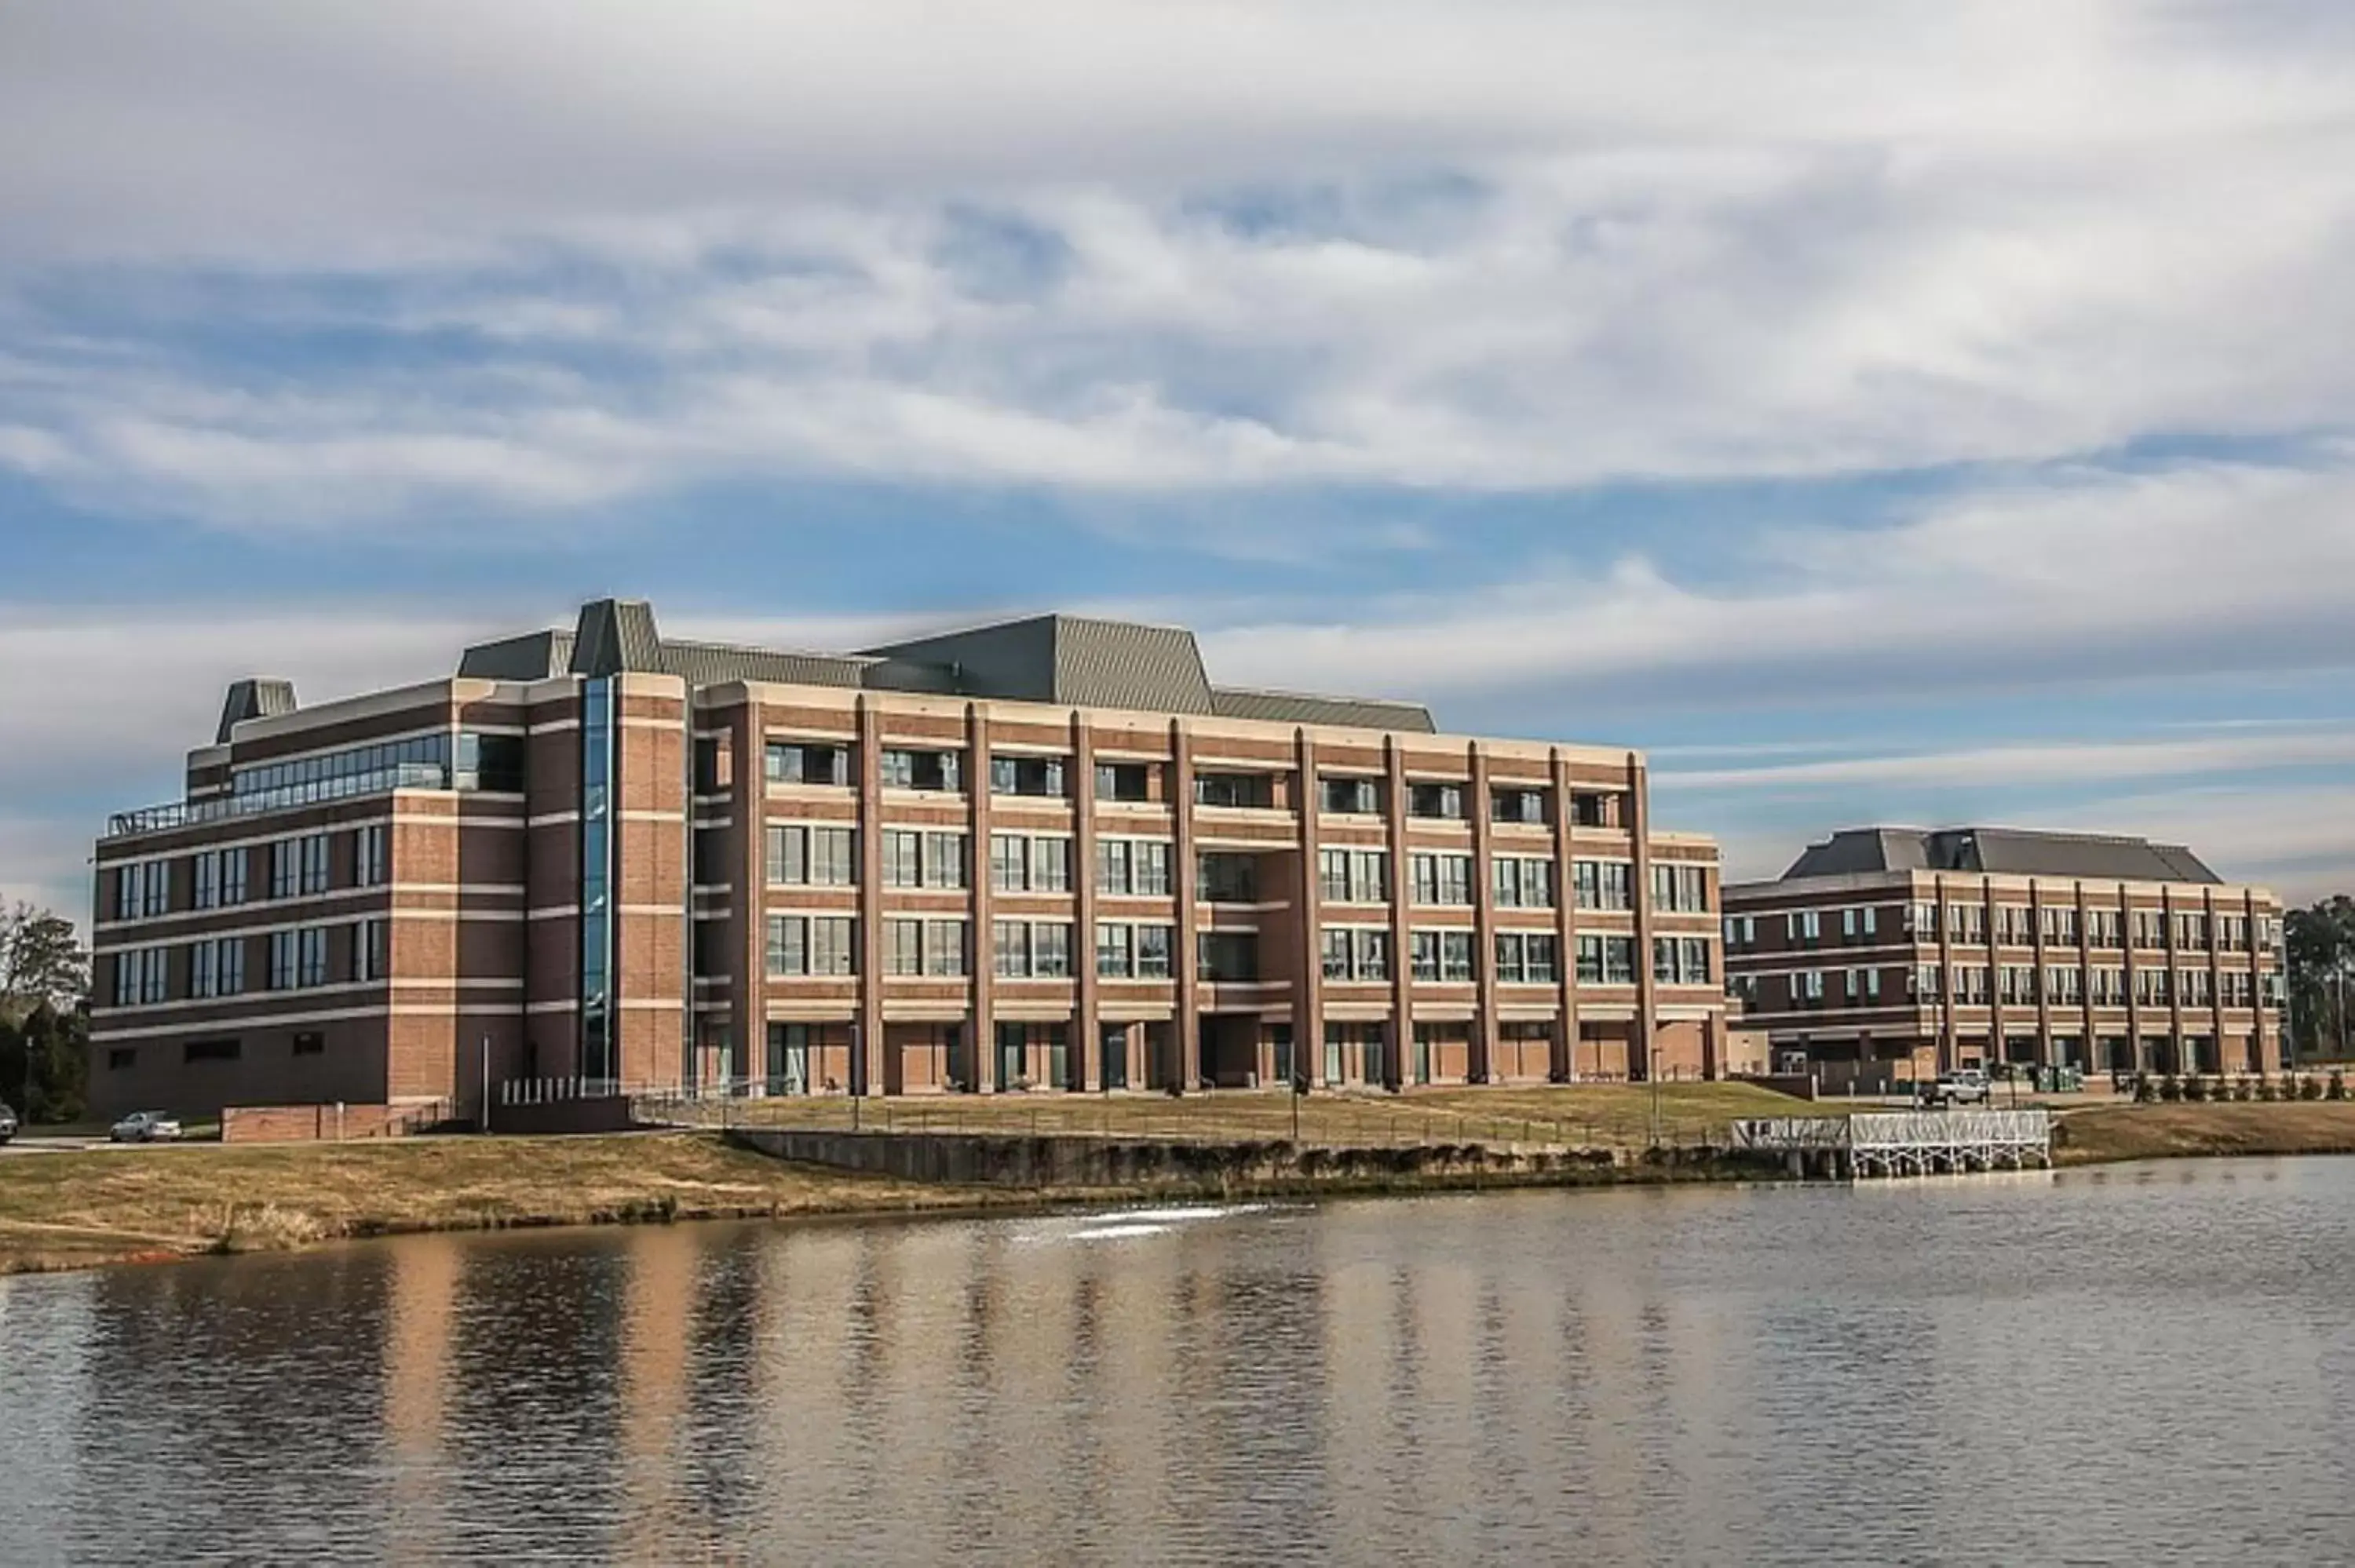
[[5, 1158, 2355, 1565]]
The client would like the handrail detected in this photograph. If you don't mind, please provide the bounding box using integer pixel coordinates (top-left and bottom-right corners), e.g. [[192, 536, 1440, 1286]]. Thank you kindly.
[[107, 764, 450, 838]]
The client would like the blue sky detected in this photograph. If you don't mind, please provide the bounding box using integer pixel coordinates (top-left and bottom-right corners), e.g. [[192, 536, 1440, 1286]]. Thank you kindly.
[[3, 1, 2353, 920]]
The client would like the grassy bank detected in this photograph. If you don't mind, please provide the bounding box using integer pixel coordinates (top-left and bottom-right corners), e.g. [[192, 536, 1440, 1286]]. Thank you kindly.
[[2055, 1102, 2355, 1165], [687, 1081, 1821, 1147], [0, 1132, 989, 1275]]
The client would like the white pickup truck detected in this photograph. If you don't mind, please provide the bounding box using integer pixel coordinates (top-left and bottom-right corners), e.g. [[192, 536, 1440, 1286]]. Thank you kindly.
[[1918, 1069, 1992, 1108]]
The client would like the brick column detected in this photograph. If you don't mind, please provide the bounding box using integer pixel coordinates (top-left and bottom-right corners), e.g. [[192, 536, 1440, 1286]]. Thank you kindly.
[[1294, 729, 1323, 1090], [855, 697, 887, 1096], [1551, 749, 1578, 1082], [1467, 741, 1495, 1085], [1384, 735, 1412, 1090], [2163, 886, 2185, 1070], [737, 698, 766, 1096], [2076, 882, 2095, 1069], [1072, 713, 1100, 1092], [2206, 888, 2225, 1070], [1170, 719, 1199, 1092], [967, 703, 995, 1093], [1936, 873, 1955, 1072], [1628, 752, 1656, 1083], [2030, 881, 2052, 1069], [2123, 887, 2145, 1071]]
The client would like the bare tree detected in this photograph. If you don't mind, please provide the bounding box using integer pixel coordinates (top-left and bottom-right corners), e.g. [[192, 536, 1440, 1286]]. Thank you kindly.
[[0, 902, 89, 1026]]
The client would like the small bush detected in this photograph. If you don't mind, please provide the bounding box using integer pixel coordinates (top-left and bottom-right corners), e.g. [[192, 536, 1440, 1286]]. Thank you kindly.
[[2331, 1073, 2347, 1103], [2299, 1075, 2325, 1101], [2160, 1074, 2184, 1102], [2134, 1073, 2157, 1103], [2233, 1077, 2256, 1103], [2184, 1075, 2211, 1103]]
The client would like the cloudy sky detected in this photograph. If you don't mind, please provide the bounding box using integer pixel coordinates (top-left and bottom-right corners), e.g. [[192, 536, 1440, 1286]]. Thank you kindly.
[[4, 1, 2353, 920]]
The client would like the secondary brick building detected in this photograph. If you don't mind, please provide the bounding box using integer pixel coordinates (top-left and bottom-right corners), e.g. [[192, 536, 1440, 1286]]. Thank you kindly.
[[89, 600, 1729, 1121], [1723, 827, 2285, 1086]]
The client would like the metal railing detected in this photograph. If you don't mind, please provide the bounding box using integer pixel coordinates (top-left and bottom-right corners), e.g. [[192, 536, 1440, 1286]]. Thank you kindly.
[[108, 764, 450, 838]]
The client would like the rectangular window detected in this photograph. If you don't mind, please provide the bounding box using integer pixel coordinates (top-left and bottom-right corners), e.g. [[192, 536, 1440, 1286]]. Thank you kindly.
[[292, 1032, 324, 1056], [271, 929, 301, 991], [1095, 762, 1152, 802], [1491, 788, 1546, 825], [1097, 921, 1134, 978], [923, 831, 966, 889], [1193, 771, 1273, 809], [1321, 927, 1352, 980], [994, 919, 1028, 977], [883, 830, 922, 888], [923, 920, 967, 977], [111, 946, 169, 1006], [1032, 922, 1072, 978], [191, 937, 245, 999], [115, 860, 170, 921], [1135, 924, 1173, 979], [1570, 791, 1617, 828], [1576, 935, 1637, 985], [990, 753, 1067, 798], [765, 915, 804, 978], [765, 742, 850, 786], [299, 926, 328, 988], [1319, 848, 1389, 904], [193, 848, 247, 910], [1411, 929, 1440, 982], [1130, 841, 1170, 897], [301, 833, 329, 896], [1031, 837, 1071, 893], [1319, 775, 1379, 815], [1410, 852, 1473, 906], [1408, 782, 1465, 819], [355, 918, 389, 983], [1681, 936, 1710, 985], [1787, 909, 1823, 943], [885, 919, 924, 976], [356, 823, 389, 888], [881, 748, 962, 793], [768, 825, 856, 886], [1574, 860, 1632, 911], [1650, 863, 1707, 913], [184, 1038, 241, 1064], [1096, 839, 1132, 895], [1492, 857, 1555, 910], [991, 833, 1028, 892], [1320, 927, 1392, 981]]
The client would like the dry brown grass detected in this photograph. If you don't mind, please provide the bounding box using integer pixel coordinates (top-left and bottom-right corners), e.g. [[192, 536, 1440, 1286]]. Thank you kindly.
[[2054, 1102, 2355, 1165], [695, 1081, 1825, 1149], [0, 1132, 980, 1274]]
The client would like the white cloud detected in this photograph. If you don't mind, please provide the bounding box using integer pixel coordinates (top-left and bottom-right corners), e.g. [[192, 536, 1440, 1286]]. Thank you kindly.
[[1198, 457, 2355, 712], [1655, 727, 2355, 793], [0, 4, 2352, 516]]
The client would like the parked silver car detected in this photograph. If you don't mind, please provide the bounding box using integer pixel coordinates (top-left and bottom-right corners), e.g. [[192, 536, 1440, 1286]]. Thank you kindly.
[[0, 1102, 17, 1145], [110, 1110, 184, 1143]]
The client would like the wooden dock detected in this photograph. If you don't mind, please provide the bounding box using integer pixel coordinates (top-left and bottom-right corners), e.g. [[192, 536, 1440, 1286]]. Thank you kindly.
[[1730, 1109, 2054, 1180]]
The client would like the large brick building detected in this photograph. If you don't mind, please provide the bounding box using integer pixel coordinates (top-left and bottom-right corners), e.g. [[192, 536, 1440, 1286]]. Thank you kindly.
[[89, 600, 1729, 1121], [1722, 826, 2285, 1086]]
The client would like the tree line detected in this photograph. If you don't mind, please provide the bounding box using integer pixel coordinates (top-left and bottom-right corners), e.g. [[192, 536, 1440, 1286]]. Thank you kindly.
[[2289, 894, 2355, 1065], [1, 901, 89, 1121]]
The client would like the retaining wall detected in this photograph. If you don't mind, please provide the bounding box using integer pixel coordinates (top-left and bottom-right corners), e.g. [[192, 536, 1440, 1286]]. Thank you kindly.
[[728, 1128, 1756, 1192], [223, 1103, 429, 1143]]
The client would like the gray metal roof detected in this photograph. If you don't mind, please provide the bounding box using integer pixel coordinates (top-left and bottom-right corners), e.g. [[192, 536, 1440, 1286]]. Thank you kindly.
[[1782, 826, 2220, 884], [659, 640, 873, 690], [569, 599, 664, 676], [449, 600, 1437, 733], [456, 629, 575, 681], [860, 614, 1220, 713], [1211, 686, 1437, 733], [216, 677, 298, 743]]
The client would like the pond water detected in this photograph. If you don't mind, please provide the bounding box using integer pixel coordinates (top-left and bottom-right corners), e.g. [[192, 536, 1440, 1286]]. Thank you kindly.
[[4, 1157, 2353, 1564]]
